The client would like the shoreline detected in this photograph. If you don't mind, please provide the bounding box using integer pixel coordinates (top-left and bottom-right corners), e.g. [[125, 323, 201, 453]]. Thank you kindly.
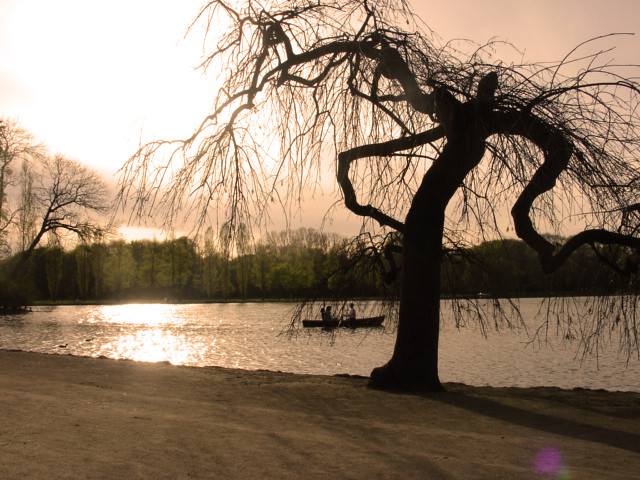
[[1, 349, 639, 479], [28, 292, 609, 306], [4, 347, 640, 395]]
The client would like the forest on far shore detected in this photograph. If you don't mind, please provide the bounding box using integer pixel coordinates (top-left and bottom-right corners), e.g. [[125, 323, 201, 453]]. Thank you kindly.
[[1, 227, 635, 304]]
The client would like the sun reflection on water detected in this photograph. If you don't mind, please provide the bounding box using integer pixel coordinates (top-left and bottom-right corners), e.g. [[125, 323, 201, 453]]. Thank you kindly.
[[101, 329, 204, 365], [93, 303, 182, 325], [91, 304, 212, 364]]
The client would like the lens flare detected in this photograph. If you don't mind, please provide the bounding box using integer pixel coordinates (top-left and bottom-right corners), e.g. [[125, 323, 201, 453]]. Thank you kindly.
[[534, 447, 570, 478]]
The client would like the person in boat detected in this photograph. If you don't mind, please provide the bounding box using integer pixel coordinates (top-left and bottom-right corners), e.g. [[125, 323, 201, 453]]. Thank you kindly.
[[346, 303, 356, 320], [325, 306, 333, 321], [320, 307, 326, 321]]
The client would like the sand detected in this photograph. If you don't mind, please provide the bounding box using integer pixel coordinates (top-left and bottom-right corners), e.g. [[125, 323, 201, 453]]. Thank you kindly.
[[1, 349, 639, 479]]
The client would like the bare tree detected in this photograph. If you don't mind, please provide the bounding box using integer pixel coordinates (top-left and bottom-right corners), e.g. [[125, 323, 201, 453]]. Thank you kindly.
[[119, 0, 640, 391], [0, 118, 43, 254], [18, 154, 110, 266]]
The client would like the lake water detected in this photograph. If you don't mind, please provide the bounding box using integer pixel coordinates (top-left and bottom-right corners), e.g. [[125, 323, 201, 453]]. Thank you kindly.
[[1, 298, 639, 392]]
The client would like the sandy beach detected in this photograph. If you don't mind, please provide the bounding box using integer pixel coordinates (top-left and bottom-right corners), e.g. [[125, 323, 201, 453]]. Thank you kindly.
[[1, 349, 639, 479]]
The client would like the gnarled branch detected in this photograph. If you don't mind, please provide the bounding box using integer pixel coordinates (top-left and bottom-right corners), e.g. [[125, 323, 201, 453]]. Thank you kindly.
[[337, 126, 446, 232]]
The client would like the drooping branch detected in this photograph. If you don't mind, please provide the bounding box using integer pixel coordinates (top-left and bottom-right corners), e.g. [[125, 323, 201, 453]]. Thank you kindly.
[[120, 0, 640, 293], [118, 0, 460, 232], [337, 125, 446, 232], [553, 229, 640, 272], [495, 111, 573, 260], [493, 109, 640, 273]]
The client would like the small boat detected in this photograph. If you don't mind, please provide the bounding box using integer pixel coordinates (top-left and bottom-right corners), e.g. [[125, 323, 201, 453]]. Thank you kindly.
[[302, 315, 385, 329]]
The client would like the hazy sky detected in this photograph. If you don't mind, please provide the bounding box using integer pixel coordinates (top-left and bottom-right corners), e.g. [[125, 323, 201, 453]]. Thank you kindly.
[[1, 0, 639, 237]]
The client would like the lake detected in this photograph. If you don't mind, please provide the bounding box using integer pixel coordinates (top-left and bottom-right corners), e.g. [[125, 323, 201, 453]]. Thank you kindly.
[[1, 298, 639, 391]]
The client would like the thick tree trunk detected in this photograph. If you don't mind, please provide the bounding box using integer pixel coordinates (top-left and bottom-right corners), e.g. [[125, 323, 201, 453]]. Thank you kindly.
[[368, 107, 487, 391], [369, 205, 445, 391]]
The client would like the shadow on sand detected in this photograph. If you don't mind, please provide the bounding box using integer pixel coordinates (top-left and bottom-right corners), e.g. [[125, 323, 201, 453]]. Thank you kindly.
[[433, 385, 640, 454]]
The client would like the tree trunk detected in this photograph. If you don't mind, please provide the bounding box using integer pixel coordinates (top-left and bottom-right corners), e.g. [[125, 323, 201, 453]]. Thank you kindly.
[[369, 175, 446, 391], [368, 192, 446, 391], [368, 111, 487, 391]]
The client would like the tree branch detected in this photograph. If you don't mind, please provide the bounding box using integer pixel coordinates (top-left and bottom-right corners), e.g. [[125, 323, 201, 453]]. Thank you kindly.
[[493, 109, 640, 273], [337, 126, 446, 232]]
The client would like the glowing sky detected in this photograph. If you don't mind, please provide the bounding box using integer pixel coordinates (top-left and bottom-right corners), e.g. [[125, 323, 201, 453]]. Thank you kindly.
[[1, 0, 639, 237], [1, 0, 208, 177]]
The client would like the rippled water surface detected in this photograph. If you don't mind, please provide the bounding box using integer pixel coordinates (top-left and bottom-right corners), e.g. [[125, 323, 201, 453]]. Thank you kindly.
[[1, 299, 639, 391]]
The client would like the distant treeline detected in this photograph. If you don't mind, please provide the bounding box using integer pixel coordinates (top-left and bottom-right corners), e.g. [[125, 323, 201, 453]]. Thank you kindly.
[[0, 228, 634, 303]]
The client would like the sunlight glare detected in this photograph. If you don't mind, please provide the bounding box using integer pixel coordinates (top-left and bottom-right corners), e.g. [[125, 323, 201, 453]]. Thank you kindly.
[[103, 329, 208, 365], [92, 304, 215, 364], [98, 304, 180, 326]]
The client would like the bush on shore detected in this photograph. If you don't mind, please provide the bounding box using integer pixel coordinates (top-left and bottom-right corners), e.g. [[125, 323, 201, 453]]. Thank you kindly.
[[0, 279, 29, 313]]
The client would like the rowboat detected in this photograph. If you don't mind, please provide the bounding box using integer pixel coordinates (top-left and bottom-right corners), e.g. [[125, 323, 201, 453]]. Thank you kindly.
[[302, 315, 384, 329]]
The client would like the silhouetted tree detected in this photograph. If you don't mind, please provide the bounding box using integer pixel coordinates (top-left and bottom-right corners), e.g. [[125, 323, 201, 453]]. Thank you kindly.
[[120, 0, 640, 391], [17, 161, 37, 252], [0, 118, 43, 255], [18, 154, 109, 267]]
